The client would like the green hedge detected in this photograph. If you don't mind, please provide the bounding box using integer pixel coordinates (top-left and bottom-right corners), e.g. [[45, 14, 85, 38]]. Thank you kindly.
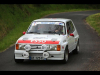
[[0, 4, 100, 52]]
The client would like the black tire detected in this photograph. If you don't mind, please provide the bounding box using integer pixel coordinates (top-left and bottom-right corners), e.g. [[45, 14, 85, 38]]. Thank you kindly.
[[14, 55, 24, 63], [72, 40, 79, 54], [62, 46, 69, 64]]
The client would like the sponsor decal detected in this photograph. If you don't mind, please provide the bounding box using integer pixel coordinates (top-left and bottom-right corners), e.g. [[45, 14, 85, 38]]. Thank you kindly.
[[32, 22, 64, 26], [41, 22, 55, 24], [75, 38, 77, 43], [32, 22, 36, 26], [33, 37, 48, 39], [31, 40, 46, 43], [18, 40, 59, 44], [59, 23, 64, 25]]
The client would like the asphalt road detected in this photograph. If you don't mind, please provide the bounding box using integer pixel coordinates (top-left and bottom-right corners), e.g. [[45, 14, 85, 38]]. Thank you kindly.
[[0, 10, 100, 71]]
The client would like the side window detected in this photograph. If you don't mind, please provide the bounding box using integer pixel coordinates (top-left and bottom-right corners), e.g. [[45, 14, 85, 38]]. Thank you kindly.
[[66, 21, 71, 35], [66, 21, 75, 35], [70, 21, 75, 33]]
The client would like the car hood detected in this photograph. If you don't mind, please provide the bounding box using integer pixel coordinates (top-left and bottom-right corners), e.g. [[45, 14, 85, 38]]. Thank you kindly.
[[17, 34, 66, 44]]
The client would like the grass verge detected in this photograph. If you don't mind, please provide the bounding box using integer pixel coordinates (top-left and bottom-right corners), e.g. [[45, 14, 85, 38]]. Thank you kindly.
[[86, 13, 100, 36], [0, 4, 100, 52]]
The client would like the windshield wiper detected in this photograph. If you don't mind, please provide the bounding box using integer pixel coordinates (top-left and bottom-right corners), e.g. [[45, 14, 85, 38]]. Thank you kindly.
[[48, 31, 54, 33], [36, 32, 41, 34], [27, 32, 41, 34], [44, 31, 55, 34], [48, 31, 61, 35], [27, 32, 34, 33]]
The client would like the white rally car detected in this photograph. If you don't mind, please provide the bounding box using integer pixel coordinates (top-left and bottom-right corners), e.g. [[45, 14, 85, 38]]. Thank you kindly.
[[14, 18, 79, 63]]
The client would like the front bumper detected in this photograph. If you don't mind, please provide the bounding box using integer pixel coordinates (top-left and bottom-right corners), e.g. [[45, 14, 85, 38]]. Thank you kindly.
[[14, 50, 64, 60]]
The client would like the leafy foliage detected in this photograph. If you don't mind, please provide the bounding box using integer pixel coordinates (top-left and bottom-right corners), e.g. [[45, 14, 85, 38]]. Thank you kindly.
[[0, 4, 100, 52]]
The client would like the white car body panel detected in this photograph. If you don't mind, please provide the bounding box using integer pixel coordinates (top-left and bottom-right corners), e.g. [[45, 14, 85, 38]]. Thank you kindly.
[[14, 18, 79, 61]]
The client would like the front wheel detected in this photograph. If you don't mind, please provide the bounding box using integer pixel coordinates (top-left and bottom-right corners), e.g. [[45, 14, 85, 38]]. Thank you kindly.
[[62, 46, 69, 64]]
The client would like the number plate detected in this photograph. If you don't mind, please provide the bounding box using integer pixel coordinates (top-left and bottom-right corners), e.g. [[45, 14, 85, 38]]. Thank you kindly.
[[30, 56, 44, 60]]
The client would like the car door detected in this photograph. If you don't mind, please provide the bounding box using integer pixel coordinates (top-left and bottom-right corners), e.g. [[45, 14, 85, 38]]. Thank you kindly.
[[66, 21, 75, 52], [70, 21, 76, 50]]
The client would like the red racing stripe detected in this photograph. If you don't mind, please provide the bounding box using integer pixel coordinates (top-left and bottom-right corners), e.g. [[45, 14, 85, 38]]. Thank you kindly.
[[18, 40, 59, 44]]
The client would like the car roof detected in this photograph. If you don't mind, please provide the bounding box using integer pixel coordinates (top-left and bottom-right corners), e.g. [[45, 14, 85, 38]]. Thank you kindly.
[[33, 18, 71, 23]]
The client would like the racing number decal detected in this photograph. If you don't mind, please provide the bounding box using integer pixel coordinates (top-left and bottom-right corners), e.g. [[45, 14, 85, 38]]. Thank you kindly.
[[31, 40, 46, 43]]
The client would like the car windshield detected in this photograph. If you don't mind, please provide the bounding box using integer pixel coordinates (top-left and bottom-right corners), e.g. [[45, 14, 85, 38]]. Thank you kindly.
[[27, 22, 65, 34]]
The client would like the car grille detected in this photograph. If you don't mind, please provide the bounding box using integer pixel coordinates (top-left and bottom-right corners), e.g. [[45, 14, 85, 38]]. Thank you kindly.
[[30, 45, 43, 51]]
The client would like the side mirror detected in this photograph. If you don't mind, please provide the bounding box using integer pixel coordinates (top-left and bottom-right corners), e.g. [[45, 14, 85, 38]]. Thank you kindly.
[[23, 31, 26, 35], [70, 33, 74, 37]]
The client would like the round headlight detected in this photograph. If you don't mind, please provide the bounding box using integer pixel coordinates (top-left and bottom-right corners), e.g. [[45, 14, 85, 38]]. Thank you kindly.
[[23, 52, 29, 58], [41, 44, 47, 51], [24, 44, 31, 51], [43, 52, 49, 58]]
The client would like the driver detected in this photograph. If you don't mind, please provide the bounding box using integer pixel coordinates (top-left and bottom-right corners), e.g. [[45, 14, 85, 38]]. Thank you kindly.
[[55, 26, 63, 34]]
